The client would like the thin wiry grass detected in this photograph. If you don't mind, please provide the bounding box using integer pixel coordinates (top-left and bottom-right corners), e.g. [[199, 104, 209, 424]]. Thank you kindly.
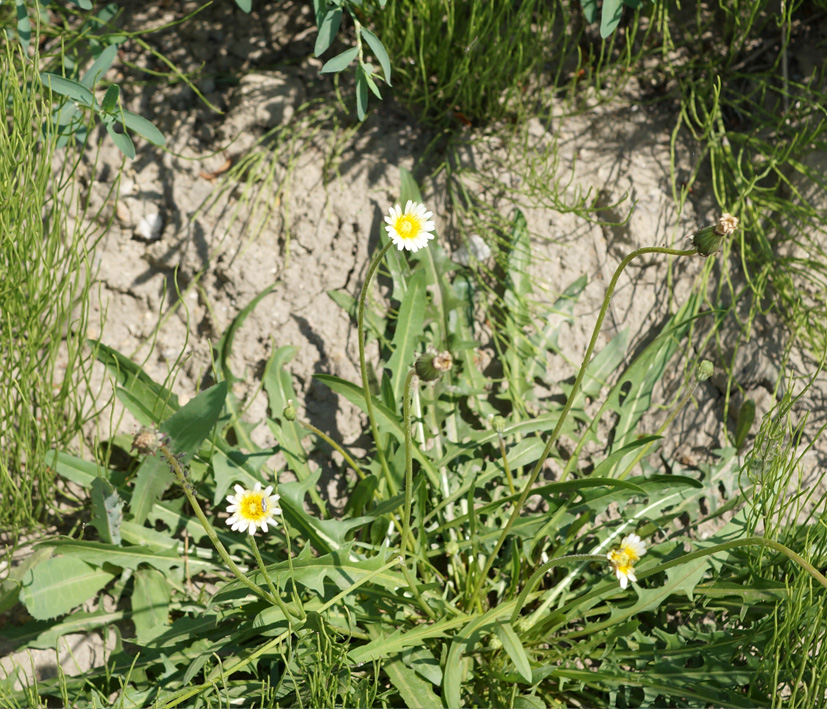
[[0, 41, 110, 529]]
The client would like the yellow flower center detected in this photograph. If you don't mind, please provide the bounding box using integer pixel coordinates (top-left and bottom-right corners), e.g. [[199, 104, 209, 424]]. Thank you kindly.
[[396, 215, 420, 239], [240, 492, 268, 522], [620, 544, 641, 563]]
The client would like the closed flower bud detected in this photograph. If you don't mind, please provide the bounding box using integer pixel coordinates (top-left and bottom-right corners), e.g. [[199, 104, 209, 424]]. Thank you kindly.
[[696, 359, 714, 382], [282, 399, 297, 422], [415, 351, 453, 381], [692, 213, 739, 256], [492, 415, 506, 434]]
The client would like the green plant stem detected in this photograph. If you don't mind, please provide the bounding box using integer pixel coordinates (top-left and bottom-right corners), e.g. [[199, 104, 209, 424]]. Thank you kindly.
[[158, 444, 293, 614], [401, 368, 417, 556], [358, 240, 395, 494], [399, 368, 436, 621], [498, 433, 516, 495], [470, 246, 698, 605], [249, 534, 295, 621], [279, 509, 307, 619], [297, 417, 367, 480]]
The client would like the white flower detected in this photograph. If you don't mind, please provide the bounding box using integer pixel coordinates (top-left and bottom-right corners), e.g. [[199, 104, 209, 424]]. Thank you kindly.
[[225, 482, 282, 535], [384, 200, 436, 252], [607, 534, 647, 589]]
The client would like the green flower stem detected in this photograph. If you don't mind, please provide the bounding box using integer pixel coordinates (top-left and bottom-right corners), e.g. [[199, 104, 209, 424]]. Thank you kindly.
[[401, 368, 417, 556], [297, 417, 367, 480], [158, 443, 280, 609], [498, 433, 516, 496], [280, 511, 307, 619], [358, 240, 395, 495], [399, 368, 437, 621], [470, 246, 698, 605], [249, 535, 296, 622]]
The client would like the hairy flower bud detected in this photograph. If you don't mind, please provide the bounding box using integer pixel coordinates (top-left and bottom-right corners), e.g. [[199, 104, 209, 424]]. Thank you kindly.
[[415, 351, 453, 382], [695, 359, 714, 382], [131, 427, 166, 456], [282, 399, 297, 422], [692, 213, 739, 256]]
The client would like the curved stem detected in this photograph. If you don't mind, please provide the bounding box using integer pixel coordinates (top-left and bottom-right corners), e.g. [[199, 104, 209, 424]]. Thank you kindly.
[[358, 241, 395, 494], [298, 417, 367, 481], [249, 535, 296, 621], [470, 246, 698, 605], [159, 443, 279, 608]]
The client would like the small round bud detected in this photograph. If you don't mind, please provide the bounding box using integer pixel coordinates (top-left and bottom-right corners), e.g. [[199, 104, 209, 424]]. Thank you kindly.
[[282, 399, 297, 422], [415, 351, 453, 382], [691, 213, 739, 256], [445, 540, 460, 556], [695, 359, 714, 382], [131, 426, 165, 455], [492, 415, 506, 435]]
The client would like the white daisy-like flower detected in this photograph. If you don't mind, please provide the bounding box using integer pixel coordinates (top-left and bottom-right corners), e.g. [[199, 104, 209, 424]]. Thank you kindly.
[[384, 200, 436, 252], [607, 533, 647, 589], [225, 481, 282, 535]]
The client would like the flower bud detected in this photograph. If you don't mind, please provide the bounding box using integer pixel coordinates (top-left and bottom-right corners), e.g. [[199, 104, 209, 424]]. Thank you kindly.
[[282, 399, 297, 422], [491, 415, 506, 435], [695, 359, 714, 382], [415, 351, 453, 382], [691, 213, 739, 256], [131, 426, 165, 455]]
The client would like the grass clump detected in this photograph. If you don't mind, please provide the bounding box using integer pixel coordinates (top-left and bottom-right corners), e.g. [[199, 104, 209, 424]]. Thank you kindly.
[[0, 41, 106, 529]]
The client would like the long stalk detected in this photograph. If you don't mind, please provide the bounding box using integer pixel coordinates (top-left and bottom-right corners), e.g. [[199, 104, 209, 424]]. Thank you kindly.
[[358, 241, 395, 493]]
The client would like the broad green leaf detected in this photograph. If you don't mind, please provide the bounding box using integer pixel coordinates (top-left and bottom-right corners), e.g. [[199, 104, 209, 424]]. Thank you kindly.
[[14, 0, 31, 52], [735, 398, 755, 450], [46, 449, 100, 488], [349, 614, 468, 664], [399, 166, 423, 204], [314, 7, 342, 56], [387, 268, 426, 406], [92, 340, 180, 421], [494, 621, 532, 684], [132, 568, 171, 644], [234, 0, 252, 11], [3, 609, 125, 650], [42, 540, 184, 574], [41, 72, 96, 108], [320, 46, 359, 74], [403, 645, 443, 686], [20, 556, 117, 620], [360, 27, 392, 85], [600, 0, 625, 37], [105, 118, 135, 158], [384, 653, 441, 708], [122, 109, 166, 146], [364, 67, 383, 99], [80, 44, 119, 89], [101, 83, 119, 112], [355, 63, 368, 120], [90, 477, 124, 545], [579, 0, 598, 22]]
